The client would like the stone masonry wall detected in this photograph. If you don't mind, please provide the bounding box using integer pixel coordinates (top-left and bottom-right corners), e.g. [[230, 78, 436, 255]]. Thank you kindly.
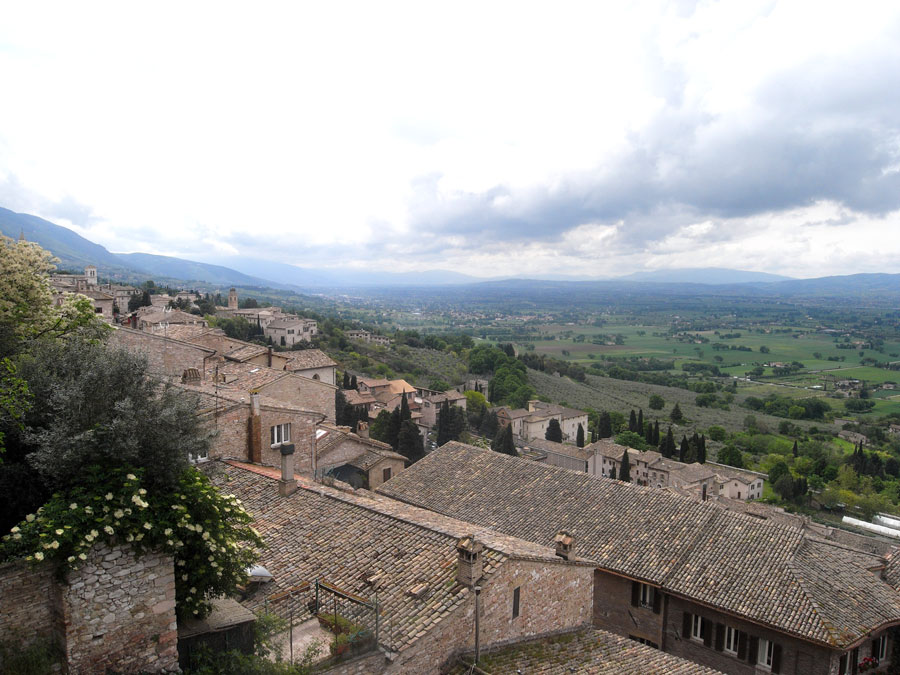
[[110, 327, 213, 380], [0, 558, 57, 649], [258, 375, 336, 422], [59, 543, 178, 673], [383, 558, 593, 674], [592, 569, 663, 645]]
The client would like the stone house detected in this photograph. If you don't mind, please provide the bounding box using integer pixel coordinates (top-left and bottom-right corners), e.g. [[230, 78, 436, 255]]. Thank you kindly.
[[264, 317, 318, 346], [521, 437, 593, 473], [346, 329, 392, 346], [840, 430, 870, 446], [208, 460, 597, 673], [496, 400, 588, 444], [282, 348, 337, 385], [138, 309, 207, 332], [109, 326, 219, 380], [708, 462, 766, 501], [0, 543, 178, 673], [49, 265, 117, 321], [379, 442, 900, 675], [416, 389, 467, 428], [315, 424, 407, 489]]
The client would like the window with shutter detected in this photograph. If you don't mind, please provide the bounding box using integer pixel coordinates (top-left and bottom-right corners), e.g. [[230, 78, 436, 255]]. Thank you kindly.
[[631, 581, 640, 607], [737, 631, 748, 660], [748, 636, 759, 665], [682, 612, 692, 639], [714, 623, 725, 652]]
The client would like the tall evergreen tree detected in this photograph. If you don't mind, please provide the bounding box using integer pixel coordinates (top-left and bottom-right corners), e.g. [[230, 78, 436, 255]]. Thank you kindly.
[[397, 419, 424, 464], [335, 390, 348, 426], [679, 435, 690, 462], [792, 440, 799, 457], [479, 410, 499, 439], [637, 409, 644, 435], [369, 409, 392, 445], [644, 423, 654, 446], [342, 371, 351, 389], [545, 418, 563, 442], [492, 424, 517, 456], [576, 423, 585, 448], [697, 434, 707, 464], [400, 394, 411, 423], [628, 410, 637, 433], [350, 374, 357, 390], [653, 421, 660, 447], [597, 412, 613, 439], [670, 403, 684, 423], [609, 465, 617, 480], [620, 449, 631, 482], [388, 408, 402, 451]]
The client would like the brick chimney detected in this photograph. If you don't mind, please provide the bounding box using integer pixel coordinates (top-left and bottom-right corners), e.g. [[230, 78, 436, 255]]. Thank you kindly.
[[456, 535, 483, 587], [267, 346, 273, 368], [554, 530, 575, 561], [248, 393, 262, 464], [278, 443, 297, 496], [356, 421, 369, 439]]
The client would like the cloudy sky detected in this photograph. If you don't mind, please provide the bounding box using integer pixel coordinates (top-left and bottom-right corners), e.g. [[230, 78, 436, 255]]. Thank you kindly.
[[1, 1, 899, 279]]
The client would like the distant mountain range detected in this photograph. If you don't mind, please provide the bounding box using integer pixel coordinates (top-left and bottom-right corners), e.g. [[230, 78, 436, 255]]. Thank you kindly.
[[1, 206, 898, 301]]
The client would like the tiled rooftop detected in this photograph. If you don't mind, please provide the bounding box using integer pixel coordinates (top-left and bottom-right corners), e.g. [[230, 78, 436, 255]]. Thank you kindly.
[[378, 441, 900, 648], [523, 437, 592, 462], [207, 461, 583, 653], [285, 349, 337, 370], [449, 629, 724, 675]]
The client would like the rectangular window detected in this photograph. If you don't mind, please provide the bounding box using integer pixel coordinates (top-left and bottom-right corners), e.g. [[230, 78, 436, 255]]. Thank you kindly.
[[189, 447, 209, 464], [758, 638, 774, 669], [639, 583, 655, 608], [877, 634, 889, 660], [691, 614, 704, 641], [724, 626, 738, 654], [383, 467, 392, 483], [271, 423, 291, 446], [512, 586, 520, 619]]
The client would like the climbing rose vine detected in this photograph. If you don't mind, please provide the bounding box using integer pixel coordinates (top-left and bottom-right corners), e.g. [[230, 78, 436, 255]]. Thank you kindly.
[[0, 465, 263, 619]]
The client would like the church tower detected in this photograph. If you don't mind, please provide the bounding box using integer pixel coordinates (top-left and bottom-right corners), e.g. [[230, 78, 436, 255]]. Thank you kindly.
[[228, 287, 238, 310]]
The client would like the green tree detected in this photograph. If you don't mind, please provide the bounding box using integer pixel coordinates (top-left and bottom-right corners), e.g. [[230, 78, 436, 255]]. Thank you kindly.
[[609, 465, 617, 480], [576, 423, 585, 448], [707, 425, 727, 442], [615, 430, 648, 451], [670, 403, 684, 424], [768, 460, 790, 486], [335, 389, 349, 426], [397, 419, 424, 464], [628, 410, 637, 433], [342, 371, 351, 389], [648, 394, 665, 410], [619, 449, 631, 482], [596, 412, 613, 439], [465, 390, 487, 429], [717, 445, 744, 468], [637, 409, 644, 435], [491, 424, 517, 456], [545, 418, 563, 442], [369, 409, 392, 445], [128, 289, 152, 312], [479, 409, 499, 439]]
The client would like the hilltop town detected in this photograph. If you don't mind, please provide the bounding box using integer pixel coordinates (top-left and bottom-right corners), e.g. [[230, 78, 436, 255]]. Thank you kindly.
[[4, 242, 900, 675]]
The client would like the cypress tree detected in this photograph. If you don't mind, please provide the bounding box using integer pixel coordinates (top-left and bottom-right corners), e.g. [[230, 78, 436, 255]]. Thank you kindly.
[[792, 440, 799, 457], [697, 434, 707, 464], [628, 410, 637, 433], [350, 374, 357, 390], [644, 423, 654, 446], [637, 409, 644, 435], [609, 465, 617, 480], [597, 412, 613, 439], [576, 423, 585, 448], [670, 403, 684, 423], [492, 424, 517, 456], [679, 435, 690, 462], [335, 390, 348, 426], [480, 410, 499, 439], [400, 394, 411, 423], [397, 419, 424, 463], [388, 408, 402, 451], [620, 449, 631, 482], [342, 371, 351, 389], [545, 418, 563, 443], [653, 421, 660, 447]]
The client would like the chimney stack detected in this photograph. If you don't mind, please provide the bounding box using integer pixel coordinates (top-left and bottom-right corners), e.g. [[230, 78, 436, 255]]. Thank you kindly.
[[554, 530, 575, 561], [278, 443, 297, 496], [267, 346, 273, 368], [456, 535, 483, 587], [356, 421, 369, 438], [248, 393, 262, 463]]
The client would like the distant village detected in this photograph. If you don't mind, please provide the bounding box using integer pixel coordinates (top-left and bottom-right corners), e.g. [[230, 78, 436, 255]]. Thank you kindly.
[[5, 262, 900, 674]]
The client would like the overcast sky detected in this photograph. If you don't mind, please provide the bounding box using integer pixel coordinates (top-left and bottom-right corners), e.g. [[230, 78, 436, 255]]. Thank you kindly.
[[1, 1, 899, 279]]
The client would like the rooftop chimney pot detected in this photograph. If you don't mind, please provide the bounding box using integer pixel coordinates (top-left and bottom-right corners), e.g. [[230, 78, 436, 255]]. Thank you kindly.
[[554, 529, 576, 561]]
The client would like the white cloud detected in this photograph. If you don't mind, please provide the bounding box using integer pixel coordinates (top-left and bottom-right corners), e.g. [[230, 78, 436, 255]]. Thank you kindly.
[[0, 1, 898, 278]]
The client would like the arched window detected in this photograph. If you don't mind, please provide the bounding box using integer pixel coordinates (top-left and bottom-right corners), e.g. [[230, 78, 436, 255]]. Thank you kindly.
[[313, 374, 320, 380]]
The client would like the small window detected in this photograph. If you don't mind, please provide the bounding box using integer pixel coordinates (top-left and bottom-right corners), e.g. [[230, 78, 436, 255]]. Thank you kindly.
[[724, 626, 738, 654], [691, 614, 704, 641], [189, 447, 209, 464], [512, 586, 520, 619], [271, 423, 291, 446], [383, 467, 392, 483], [759, 638, 774, 669], [639, 583, 655, 608], [877, 634, 889, 660]]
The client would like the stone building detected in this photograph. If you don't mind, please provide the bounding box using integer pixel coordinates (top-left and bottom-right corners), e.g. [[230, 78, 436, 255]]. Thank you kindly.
[[315, 424, 407, 489], [0, 543, 178, 673], [496, 400, 588, 444], [207, 460, 596, 673], [264, 317, 319, 346], [379, 442, 900, 675]]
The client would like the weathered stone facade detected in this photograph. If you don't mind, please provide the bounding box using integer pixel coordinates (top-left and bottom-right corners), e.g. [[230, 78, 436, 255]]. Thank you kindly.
[[0, 543, 178, 673], [253, 373, 337, 422], [110, 327, 216, 380]]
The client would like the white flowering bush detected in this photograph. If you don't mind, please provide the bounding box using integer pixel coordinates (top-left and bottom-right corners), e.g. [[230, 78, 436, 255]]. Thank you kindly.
[[0, 465, 263, 619]]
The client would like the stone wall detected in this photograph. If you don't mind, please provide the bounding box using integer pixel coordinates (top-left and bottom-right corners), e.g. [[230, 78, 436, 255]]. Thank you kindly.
[[258, 374, 336, 422], [664, 593, 844, 675], [592, 570, 664, 645], [366, 458, 406, 490], [58, 543, 178, 672], [0, 558, 57, 648], [0, 544, 178, 673], [110, 327, 214, 380]]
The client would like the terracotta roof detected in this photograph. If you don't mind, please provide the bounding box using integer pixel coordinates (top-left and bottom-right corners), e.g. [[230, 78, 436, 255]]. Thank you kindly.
[[450, 629, 724, 675], [358, 377, 391, 388], [523, 437, 591, 462], [224, 344, 268, 362], [267, 318, 310, 329], [349, 448, 408, 472], [583, 439, 629, 460], [216, 361, 288, 390], [669, 462, 718, 484], [155, 325, 219, 341], [207, 461, 585, 654], [315, 424, 394, 458], [344, 390, 376, 406], [141, 309, 205, 325], [285, 349, 336, 370], [377, 441, 900, 648]]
